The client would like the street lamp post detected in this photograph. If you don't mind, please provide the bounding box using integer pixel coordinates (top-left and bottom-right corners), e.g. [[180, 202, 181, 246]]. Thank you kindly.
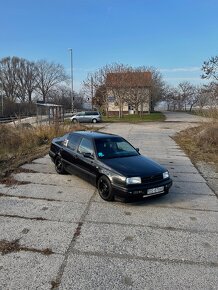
[[91, 76, 94, 110], [68, 48, 74, 112], [1, 92, 3, 116]]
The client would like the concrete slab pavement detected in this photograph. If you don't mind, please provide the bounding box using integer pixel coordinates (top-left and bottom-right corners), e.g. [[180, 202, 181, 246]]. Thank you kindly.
[[0, 113, 217, 289]]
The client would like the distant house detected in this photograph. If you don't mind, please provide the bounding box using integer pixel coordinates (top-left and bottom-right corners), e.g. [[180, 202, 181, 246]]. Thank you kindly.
[[105, 71, 152, 116]]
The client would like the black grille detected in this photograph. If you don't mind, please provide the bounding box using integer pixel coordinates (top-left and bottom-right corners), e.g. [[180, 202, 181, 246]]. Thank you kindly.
[[141, 174, 163, 184]]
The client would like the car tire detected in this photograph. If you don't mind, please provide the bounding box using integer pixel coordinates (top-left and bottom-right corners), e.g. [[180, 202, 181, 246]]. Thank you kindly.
[[55, 156, 66, 174], [92, 118, 97, 123], [72, 118, 78, 123], [97, 176, 114, 201]]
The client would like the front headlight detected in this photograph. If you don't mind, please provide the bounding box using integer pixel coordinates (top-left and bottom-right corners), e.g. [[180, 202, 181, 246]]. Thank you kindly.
[[163, 171, 170, 179], [126, 177, 141, 184]]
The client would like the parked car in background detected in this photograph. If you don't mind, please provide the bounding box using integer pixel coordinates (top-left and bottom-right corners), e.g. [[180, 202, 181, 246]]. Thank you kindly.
[[49, 131, 173, 202], [70, 111, 101, 123]]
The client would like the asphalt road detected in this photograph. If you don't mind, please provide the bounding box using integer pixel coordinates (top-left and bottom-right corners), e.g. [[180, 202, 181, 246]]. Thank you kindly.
[[0, 112, 217, 289]]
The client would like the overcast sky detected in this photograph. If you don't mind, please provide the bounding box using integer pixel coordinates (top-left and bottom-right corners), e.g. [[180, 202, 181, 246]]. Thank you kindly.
[[1, 0, 217, 91]]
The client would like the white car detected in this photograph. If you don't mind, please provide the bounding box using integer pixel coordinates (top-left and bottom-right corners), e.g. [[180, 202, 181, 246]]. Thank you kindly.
[[70, 111, 102, 123]]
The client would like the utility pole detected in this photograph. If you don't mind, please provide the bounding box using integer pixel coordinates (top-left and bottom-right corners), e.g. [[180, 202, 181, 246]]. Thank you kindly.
[[68, 48, 74, 112], [91, 76, 94, 109]]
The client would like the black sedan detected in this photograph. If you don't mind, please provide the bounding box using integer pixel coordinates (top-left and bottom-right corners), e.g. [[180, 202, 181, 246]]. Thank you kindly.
[[49, 131, 172, 201]]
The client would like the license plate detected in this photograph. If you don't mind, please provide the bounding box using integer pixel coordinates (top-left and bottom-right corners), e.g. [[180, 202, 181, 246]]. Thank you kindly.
[[147, 186, 164, 195]]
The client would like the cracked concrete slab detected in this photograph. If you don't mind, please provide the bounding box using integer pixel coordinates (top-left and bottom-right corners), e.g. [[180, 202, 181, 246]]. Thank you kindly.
[[85, 201, 218, 233], [167, 165, 199, 174], [0, 196, 87, 222], [172, 181, 214, 195], [0, 113, 217, 289], [21, 162, 56, 174], [0, 217, 77, 254], [59, 253, 218, 290], [170, 172, 206, 182], [12, 172, 93, 189], [0, 252, 64, 290], [0, 183, 94, 202], [74, 222, 218, 264]]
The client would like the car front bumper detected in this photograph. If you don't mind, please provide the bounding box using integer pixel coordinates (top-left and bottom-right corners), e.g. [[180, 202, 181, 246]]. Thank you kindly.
[[112, 178, 173, 199]]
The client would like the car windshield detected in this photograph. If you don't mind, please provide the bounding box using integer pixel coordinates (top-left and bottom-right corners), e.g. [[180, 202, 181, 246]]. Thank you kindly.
[[95, 137, 138, 159]]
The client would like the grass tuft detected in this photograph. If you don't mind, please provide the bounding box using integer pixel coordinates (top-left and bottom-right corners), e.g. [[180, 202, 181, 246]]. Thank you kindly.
[[0, 122, 87, 178], [173, 121, 218, 168]]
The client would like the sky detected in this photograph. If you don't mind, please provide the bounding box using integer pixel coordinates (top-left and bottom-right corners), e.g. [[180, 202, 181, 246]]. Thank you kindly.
[[0, 0, 218, 91]]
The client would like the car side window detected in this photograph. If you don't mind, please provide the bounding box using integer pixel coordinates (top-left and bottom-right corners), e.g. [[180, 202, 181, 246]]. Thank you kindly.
[[78, 138, 94, 155], [77, 112, 85, 116], [67, 134, 81, 151]]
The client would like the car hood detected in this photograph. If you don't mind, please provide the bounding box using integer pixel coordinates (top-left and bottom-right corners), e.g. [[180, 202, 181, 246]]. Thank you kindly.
[[101, 155, 165, 177]]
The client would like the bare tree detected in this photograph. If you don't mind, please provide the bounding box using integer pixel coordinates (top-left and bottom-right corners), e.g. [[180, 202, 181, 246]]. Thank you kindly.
[[177, 81, 196, 111], [200, 83, 218, 108], [112, 70, 151, 115], [83, 63, 153, 117], [74, 91, 85, 110], [201, 56, 218, 81], [46, 85, 71, 109], [186, 85, 199, 112], [162, 85, 179, 111], [35, 60, 68, 103], [13, 58, 38, 103], [18, 59, 38, 103], [0, 56, 39, 103], [163, 82, 198, 111], [0, 57, 19, 101], [83, 63, 132, 117], [47, 85, 85, 111], [136, 66, 165, 112], [92, 85, 107, 110]]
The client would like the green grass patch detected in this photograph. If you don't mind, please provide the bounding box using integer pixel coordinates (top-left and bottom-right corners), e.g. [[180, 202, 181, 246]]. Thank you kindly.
[[103, 112, 165, 123]]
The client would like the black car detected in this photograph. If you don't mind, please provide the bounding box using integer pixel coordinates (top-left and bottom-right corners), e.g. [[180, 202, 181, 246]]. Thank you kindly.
[[49, 131, 172, 201]]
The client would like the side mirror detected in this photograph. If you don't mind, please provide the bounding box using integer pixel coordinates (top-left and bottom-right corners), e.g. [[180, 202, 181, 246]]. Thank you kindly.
[[83, 152, 94, 159]]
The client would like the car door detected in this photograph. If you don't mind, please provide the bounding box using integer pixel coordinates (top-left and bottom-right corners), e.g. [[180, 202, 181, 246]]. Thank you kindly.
[[61, 133, 82, 172], [76, 112, 85, 122], [84, 112, 92, 122], [77, 137, 99, 181]]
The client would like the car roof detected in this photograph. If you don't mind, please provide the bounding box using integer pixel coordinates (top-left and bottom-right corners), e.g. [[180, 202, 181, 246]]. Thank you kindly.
[[75, 111, 99, 113], [70, 131, 120, 139]]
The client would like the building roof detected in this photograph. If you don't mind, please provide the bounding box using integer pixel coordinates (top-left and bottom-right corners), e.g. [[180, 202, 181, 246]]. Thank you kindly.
[[106, 71, 152, 88]]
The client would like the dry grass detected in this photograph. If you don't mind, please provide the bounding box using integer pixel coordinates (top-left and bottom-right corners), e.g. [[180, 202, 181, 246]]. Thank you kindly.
[[0, 122, 87, 178], [173, 121, 218, 168], [0, 239, 53, 255], [191, 108, 218, 119]]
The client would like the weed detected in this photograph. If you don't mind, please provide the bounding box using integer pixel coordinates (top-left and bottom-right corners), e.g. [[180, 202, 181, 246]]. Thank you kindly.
[[0, 239, 54, 255], [191, 108, 218, 119], [174, 121, 218, 167], [0, 122, 87, 178]]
